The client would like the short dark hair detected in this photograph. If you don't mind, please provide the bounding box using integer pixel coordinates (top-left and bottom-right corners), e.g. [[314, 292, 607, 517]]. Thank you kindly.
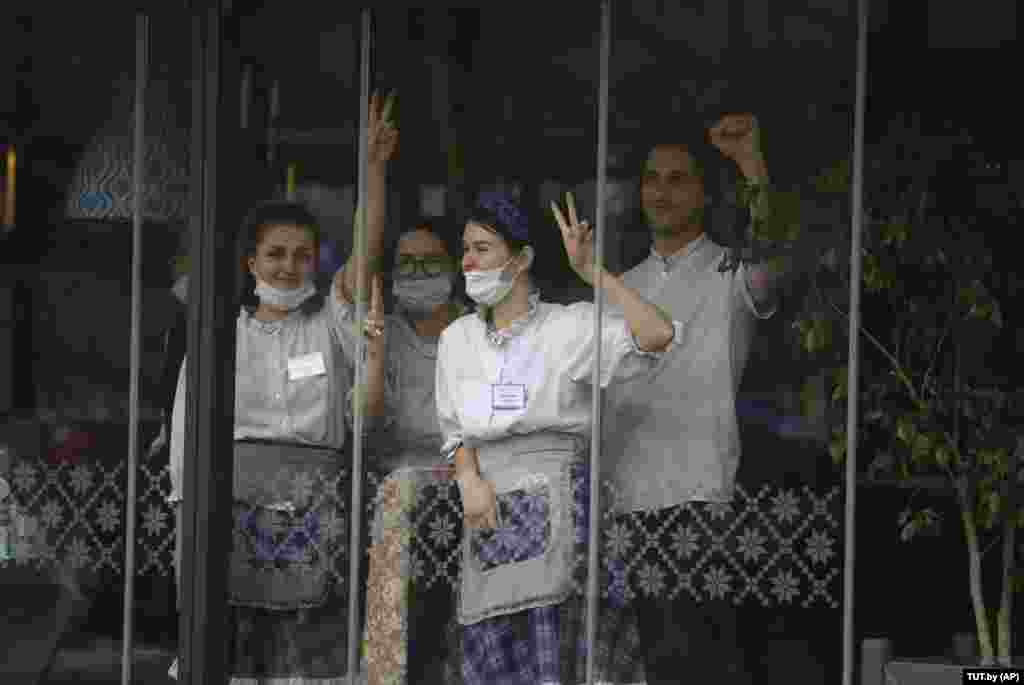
[[238, 201, 325, 315], [642, 136, 721, 203]]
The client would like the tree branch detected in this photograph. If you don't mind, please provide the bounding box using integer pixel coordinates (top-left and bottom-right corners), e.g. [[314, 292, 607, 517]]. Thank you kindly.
[[821, 287, 922, 406], [817, 275, 969, 487], [921, 324, 951, 400], [981, 530, 1003, 560]]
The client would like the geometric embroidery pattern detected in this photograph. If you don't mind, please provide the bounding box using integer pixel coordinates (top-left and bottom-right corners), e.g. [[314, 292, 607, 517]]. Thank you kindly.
[[604, 483, 841, 608], [1, 457, 841, 609]]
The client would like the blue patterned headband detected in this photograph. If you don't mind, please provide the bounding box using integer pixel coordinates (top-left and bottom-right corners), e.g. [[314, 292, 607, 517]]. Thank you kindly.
[[474, 190, 530, 242]]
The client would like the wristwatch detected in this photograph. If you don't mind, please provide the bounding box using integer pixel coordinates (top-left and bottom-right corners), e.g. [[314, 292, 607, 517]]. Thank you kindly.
[[442, 440, 463, 464]]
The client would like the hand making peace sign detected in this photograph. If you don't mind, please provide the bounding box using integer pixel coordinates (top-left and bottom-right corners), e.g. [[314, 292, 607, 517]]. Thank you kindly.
[[551, 191, 597, 286], [368, 90, 399, 166]]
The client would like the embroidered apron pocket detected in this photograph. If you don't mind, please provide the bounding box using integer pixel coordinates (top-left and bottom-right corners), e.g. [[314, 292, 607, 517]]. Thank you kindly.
[[229, 440, 346, 611], [230, 502, 342, 610], [457, 436, 582, 625], [470, 484, 552, 572]]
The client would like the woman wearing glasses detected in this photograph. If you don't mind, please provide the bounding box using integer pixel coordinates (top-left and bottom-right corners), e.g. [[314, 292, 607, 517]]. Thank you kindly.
[[354, 213, 472, 684], [369, 218, 467, 472]]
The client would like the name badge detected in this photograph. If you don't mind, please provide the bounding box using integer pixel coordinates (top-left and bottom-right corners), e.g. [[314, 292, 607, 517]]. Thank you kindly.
[[287, 352, 327, 381], [492, 384, 527, 411]]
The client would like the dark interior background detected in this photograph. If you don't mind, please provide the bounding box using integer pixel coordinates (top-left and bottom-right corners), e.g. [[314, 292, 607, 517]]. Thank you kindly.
[[0, 0, 1020, 679]]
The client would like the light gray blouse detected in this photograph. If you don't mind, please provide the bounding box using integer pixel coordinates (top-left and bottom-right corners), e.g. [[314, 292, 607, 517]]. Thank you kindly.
[[168, 277, 386, 501], [602, 235, 777, 512], [366, 312, 447, 471]]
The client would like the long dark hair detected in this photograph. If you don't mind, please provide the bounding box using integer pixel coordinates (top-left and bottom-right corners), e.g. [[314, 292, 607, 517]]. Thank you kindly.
[[238, 201, 326, 315]]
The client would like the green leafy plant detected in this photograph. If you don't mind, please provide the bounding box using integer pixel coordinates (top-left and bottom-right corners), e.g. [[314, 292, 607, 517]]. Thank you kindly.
[[740, 122, 1019, 665]]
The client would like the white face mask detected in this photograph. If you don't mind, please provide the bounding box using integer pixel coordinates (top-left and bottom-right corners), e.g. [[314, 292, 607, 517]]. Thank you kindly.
[[464, 248, 531, 307], [392, 274, 453, 316], [253, 277, 317, 311]]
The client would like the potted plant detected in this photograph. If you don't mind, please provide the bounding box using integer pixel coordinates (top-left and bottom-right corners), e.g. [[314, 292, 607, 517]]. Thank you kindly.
[[739, 115, 1020, 676]]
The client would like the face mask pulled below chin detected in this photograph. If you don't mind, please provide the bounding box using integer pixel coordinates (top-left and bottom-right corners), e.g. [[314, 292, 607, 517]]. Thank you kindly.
[[464, 248, 531, 307], [253, 278, 317, 311], [392, 274, 453, 315]]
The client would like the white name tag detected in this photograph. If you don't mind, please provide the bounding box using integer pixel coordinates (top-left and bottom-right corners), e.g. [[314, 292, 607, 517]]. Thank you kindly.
[[287, 352, 327, 381], [492, 383, 527, 411]]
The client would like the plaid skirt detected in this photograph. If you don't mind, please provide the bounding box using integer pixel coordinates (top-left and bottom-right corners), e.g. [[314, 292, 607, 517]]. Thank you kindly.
[[456, 460, 645, 685]]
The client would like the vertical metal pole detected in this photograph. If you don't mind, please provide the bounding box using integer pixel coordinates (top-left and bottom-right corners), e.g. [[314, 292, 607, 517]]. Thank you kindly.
[[120, 13, 148, 685], [347, 9, 372, 685], [842, 1, 869, 683], [181, 3, 236, 682], [586, 2, 612, 684]]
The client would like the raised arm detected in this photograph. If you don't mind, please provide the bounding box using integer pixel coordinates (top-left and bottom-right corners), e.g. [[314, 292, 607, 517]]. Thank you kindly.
[[710, 113, 782, 304], [710, 113, 836, 303], [337, 91, 398, 304], [551, 192, 675, 353], [360, 275, 389, 421]]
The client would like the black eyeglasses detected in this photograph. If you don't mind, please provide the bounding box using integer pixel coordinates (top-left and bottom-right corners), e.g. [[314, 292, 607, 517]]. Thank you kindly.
[[394, 255, 454, 278]]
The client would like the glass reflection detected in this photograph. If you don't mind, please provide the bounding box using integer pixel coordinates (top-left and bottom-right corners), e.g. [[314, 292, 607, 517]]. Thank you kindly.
[[21, 0, 1023, 681], [160, 3, 863, 685], [1, 5, 193, 682]]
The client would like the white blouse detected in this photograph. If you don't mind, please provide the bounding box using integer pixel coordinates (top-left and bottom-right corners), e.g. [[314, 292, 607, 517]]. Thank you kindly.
[[436, 294, 683, 458], [168, 275, 384, 501]]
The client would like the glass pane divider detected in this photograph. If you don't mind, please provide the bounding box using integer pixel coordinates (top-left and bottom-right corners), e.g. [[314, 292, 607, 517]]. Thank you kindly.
[[347, 8, 373, 685], [120, 13, 149, 685], [842, 1, 870, 684], [586, 3, 612, 685]]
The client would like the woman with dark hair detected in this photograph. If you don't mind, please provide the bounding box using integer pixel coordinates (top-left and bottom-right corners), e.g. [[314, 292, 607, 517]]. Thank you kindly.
[[435, 189, 680, 684], [168, 94, 397, 685], [357, 213, 470, 684], [372, 217, 468, 469]]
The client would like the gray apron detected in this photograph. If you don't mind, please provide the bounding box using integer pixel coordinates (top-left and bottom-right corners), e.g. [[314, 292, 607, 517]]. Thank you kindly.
[[458, 432, 584, 626], [229, 440, 347, 610]]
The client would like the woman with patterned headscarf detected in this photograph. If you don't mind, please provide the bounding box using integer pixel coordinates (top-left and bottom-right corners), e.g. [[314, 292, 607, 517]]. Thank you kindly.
[[436, 189, 681, 684]]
